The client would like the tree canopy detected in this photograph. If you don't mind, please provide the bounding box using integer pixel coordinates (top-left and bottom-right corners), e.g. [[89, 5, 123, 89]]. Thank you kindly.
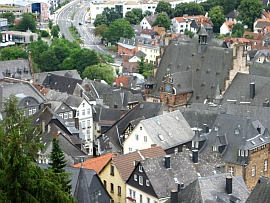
[[94, 24, 109, 38], [237, 0, 263, 31], [152, 13, 171, 30], [0, 12, 15, 24], [143, 10, 153, 17], [0, 46, 28, 61], [82, 63, 115, 84], [17, 13, 36, 32], [131, 8, 143, 21], [0, 95, 76, 203], [104, 18, 134, 43], [93, 14, 108, 27], [125, 11, 140, 25], [173, 2, 205, 17], [209, 6, 225, 33], [155, 1, 172, 17], [232, 23, 245, 37], [102, 7, 121, 24]]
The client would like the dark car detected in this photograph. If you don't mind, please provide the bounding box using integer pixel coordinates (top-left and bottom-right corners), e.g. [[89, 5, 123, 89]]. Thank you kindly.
[[79, 22, 83, 25]]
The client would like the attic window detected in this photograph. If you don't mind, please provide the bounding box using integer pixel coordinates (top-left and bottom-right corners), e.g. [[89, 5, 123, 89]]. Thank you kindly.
[[177, 83, 181, 87], [158, 134, 165, 141], [211, 85, 216, 89], [196, 95, 200, 100], [196, 68, 200, 72], [260, 137, 265, 142], [206, 68, 210, 74], [157, 120, 161, 125], [175, 116, 179, 121], [146, 179, 150, 186], [201, 82, 206, 87], [234, 129, 240, 134], [177, 64, 181, 68], [214, 125, 219, 131], [251, 140, 256, 145], [186, 65, 191, 70], [216, 71, 220, 75], [139, 165, 143, 172]]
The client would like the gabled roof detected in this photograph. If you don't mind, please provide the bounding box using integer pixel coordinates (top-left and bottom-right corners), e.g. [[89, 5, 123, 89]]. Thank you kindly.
[[73, 153, 116, 173], [226, 9, 239, 18], [134, 151, 225, 199], [64, 95, 85, 108], [246, 176, 270, 202], [199, 113, 269, 165], [175, 173, 250, 203], [99, 107, 129, 126], [112, 146, 166, 181], [42, 73, 82, 95], [98, 102, 168, 155], [144, 13, 159, 26], [223, 21, 236, 31], [152, 35, 231, 103], [140, 110, 194, 150], [222, 72, 270, 106], [34, 70, 81, 84]]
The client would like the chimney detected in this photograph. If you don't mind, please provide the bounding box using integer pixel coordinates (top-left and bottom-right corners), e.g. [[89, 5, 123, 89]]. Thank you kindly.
[[226, 176, 232, 194], [204, 124, 209, 133], [85, 84, 90, 92], [182, 145, 186, 152], [103, 93, 107, 103], [263, 98, 269, 107], [47, 73, 51, 86], [42, 120, 45, 133], [165, 155, 171, 169], [114, 102, 118, 109], [250, 82, 255, 99], [151, 144, 157, 147], [170, 190, 178, 203], [52, 132, 58, 138], [120, 108, 125, 117], [43, 102, 51, 109], [74, 117, 79, 130], [192, 150, 198, 164], [174, 147, 178, 155], [177, 183, 184, 192]]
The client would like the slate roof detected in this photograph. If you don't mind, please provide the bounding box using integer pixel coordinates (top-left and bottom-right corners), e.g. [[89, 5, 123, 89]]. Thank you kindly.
[[99, 107, 129, 126], [65, 95, 84, 108], [151, 34, 231, 103], [249, 62, 270, 77], [0, 59, 32, 81], [166, 173, 250, 203], [136, 151, 226, 199], [199, 113, 270, 165], [73, 153, 116, 174], [2, 82, 46, 104], [221, 72, 270, 106], [98, 102, 168, 155], [112, 146, 166, 181], [140, 110, 194, 150], [118, 36, 152, 47], [145, 13, 159, 26], [225, 10, 239, 18], [246, 176, 270, 203], [42, 73, 82, 95], [34, 70, 81, 84]]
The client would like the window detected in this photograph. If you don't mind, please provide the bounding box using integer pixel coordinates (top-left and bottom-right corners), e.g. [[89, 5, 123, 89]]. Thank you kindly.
[[82, 109, 85, 116], [139, 176, 143, 185], [140, 194, 143, 203], [241, 150, 244, 157], [29, 108, 32, 115], [32, 108, 36, 114], [64, 113, 68, 119], [82, 121, 86, 128], [118, 186, 121, 195], [228, 166, 234, 176], [110, 183, 114, 193], [146, 179, 150, 186], [103, 180, 107, 189], [147, 197, 150, 203], [234, 129, 240, 134], [252, 166, 256, 177], [144, 136, 147, 142], [134, 174, 137, 181], [140, 126, 142, 130], [59, 113, 63, 118], [265, 160, 268, 171], [76, 111, 79, 117], [214, 125, 219, 131], [129, 147, 132, 153], [135, 134, 139, 141], [110, 165, 114, 176], [87, 108, 90, 115], [87, 120, 90, 127], [133, 191, 136, 199], [139, 165, 143, 172]]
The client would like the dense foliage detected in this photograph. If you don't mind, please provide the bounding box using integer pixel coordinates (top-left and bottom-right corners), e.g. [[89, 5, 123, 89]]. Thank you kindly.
[[0, 95, 76, 203]]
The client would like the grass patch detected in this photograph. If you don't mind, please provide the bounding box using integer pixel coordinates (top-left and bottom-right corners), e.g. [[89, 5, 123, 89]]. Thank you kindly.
[[106, 46, 117, 52], [98, 53, 115, 63], [68, 26, 82, 44], [71, 12, 75, 20]]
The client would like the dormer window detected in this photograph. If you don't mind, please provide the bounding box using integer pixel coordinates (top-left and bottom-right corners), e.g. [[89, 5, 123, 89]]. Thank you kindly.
[[212, 146, 217, 151], [139, 165, 143, 172], [234, 129, 240, 134], [214, 125, 219, 131]]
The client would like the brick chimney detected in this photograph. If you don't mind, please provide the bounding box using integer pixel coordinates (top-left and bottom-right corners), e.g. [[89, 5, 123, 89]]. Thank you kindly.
[[226, 176, 232, 194], [85, 84, 90, 92]]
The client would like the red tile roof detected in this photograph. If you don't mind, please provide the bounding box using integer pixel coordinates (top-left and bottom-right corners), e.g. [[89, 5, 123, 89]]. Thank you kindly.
[[174, 15, 213, 26], [112, 146, 166, 181], [115, 76, 131, 87], [223, 21, 236, 31], [73, 153, 116, 174]]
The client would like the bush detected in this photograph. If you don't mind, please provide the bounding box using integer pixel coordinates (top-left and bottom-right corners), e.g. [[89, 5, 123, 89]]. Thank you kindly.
[[41, 30, 49, 37]]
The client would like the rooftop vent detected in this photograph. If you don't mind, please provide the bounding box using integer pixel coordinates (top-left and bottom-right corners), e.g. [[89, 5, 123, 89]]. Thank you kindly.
[[158, 134, 165, 141]]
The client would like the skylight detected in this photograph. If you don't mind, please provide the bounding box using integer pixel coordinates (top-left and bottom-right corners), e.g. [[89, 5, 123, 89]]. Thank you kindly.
[[251, 141, 256, 145], [158, 134, 165, 141], [260, 137, 265, 142]]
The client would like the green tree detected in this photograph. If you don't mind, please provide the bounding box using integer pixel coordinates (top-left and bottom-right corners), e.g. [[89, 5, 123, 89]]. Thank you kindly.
[[104, 18, 134, 43], [173, 2, 205, 17], [93, 14, 108, 27], [152, 13, 171, 30], [155, 1, 172, 17], [237, 0, 263, 31], [143, 10, 153, 17], [209, 6, 226, 33], [201, 0, 222, 12], [28, 39, 49, 66], [184, 29, 195, 38], [102, 7, 121, 23], [51, 25, 59, 38], [125, 11, 139, 25], [94, 24, 108, 38], [39, 49, 61, 72], [75, 48, 100, 75], [17, 13, 36, 32], [131, 8, 143, 21], [223, 0, 237, 15], [0, 12, 15, 24], [0, 46, 28, 61], [49, 137, 72, 193], [83, 63, 115, 84], [40, 30, 49, 37], [232, 23, 244, 36], [49, 20, 53, 29], [137, 56, 153, 77], [0, 95, 76, 203]]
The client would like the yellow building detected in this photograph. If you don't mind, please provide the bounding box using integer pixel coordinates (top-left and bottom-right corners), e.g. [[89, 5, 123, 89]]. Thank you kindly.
[[138, 44, 160, 65]]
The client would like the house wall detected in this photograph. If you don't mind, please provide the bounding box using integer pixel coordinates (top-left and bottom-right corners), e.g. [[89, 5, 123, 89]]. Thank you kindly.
[[245, 143, 270, 189], [117, 44, 137, 56], [171, 18, 189, 34], [99, 159, 126, 203], [160, 92, 192, 108], [123, 123, 154, 154], [138, 45, 160, 64], [220, 24, 230, 35], [140, 17, 153, 30]]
